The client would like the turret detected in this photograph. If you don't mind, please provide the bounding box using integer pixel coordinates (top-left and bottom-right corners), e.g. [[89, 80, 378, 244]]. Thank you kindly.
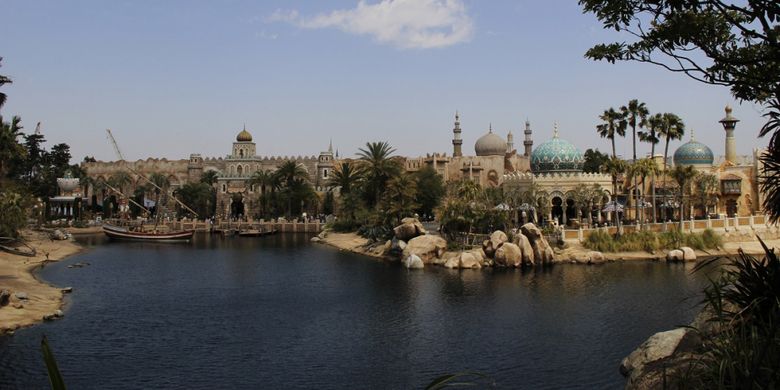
[[507, 131, 514, 153], [523, 119, 533, 157], [452, 111, 463, 157], [719, 105, 739, 164]]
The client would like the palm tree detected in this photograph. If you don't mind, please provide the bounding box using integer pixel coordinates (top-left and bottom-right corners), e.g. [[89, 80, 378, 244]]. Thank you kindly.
[[621, 100, 649, 223], [357, 141, 401, 208], [628, 158, 658, 223], [274, 161, 310, 217], [601, 156, 627, 227], [670, 165, 697, 230], [108, 171, 133, 196], [659, 113, 685, 219], [327, 160, 363, 194], [250, 169, 278, 217], [0, 57, 11, 109], [148, 172, 170, 212], [381, 173, 418, 225], [200, 170, 219, 185], [597, 107, 627, 158], [639, 113, 663, 223]]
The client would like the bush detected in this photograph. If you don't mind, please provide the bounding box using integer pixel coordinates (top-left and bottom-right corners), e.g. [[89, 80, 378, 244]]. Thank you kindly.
[[329, 219, 360, 233], [585, 229, 721, 253], [701, 228, 723, 249], [682, 239, 780, 387]]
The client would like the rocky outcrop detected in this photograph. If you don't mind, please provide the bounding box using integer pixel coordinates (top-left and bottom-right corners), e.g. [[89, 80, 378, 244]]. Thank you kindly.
[[680, 247, 696, 261], [621, 328, 700, 389], [520, 223, 555, 265], [666, 249, 684, 262], [393, 218, 427, 241], [458, 252, 482, 269], [587, 251, 606, 265], [402, 235, 447, 264], [403, 254, 424, 269], [513, 233, 535, 266], [494, 243, 522, 267], [482, 230, 509, 259]]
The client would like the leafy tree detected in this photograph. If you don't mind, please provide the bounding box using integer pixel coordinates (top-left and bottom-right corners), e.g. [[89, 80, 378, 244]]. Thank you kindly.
[[322, 191, 334, 215], [274, 161, 310, 217], [413, 165, 445, 218], [629, 157, 659, 222], [583, 148, 610, 173], [596, 107, 626, 158], [580, 0, 779, 102], [107, 171, 132, 196], [249, 169, 276, 217], [82, 156, 96, 163], [357, 141, 401, 208], [147, 173, 170, 214]]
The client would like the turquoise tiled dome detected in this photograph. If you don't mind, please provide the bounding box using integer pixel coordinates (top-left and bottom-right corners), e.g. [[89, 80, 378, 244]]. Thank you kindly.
[[530, 129, 583, 174], [673, 139, 713, 167]]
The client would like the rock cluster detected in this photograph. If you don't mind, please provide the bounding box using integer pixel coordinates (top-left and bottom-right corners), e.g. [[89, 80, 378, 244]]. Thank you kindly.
[[666, 246, 697, 262]]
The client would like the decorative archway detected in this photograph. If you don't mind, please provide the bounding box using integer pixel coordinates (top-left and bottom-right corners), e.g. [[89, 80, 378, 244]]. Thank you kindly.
[[551, 196, 564, 224], [230, 193, 245, 218]]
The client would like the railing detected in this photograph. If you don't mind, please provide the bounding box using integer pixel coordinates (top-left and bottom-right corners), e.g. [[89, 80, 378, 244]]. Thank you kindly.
[[566, 214, 774, 242]]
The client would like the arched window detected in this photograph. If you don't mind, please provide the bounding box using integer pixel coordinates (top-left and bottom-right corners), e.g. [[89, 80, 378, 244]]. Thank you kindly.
[[222, 184, 227, 193], [239, 149, 244, 158], [237, 165, 243, 176]]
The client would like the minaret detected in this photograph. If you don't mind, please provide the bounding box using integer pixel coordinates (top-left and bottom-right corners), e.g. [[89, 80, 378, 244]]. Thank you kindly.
[[523, 119, 533, 157], [452, 111, 463, 157], [507, 131, 514, 153], [719, 105, 739, 163]]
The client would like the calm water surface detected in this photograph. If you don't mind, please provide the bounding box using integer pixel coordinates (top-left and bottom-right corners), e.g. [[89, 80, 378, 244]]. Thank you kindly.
[[0, 234, 708, 389]]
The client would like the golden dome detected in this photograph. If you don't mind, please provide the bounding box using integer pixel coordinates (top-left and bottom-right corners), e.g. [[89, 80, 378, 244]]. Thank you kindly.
[[236, 126, 253, 142]]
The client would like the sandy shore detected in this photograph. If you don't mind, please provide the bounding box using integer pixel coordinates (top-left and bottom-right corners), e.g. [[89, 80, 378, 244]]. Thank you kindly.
[[0, 230, 85, 334], [318, 231, 780, 264]]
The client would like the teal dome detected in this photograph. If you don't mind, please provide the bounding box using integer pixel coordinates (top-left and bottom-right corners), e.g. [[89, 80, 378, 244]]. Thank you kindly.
[[530, 129, 583, 174], [673, 139, 713, 167]]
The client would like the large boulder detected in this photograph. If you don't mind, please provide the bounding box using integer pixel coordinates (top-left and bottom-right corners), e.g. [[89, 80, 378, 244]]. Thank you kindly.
[[403, 254, 424, 269], [402, 235, 447, 263], [620, 328, 700, 389], [513, 233, 535, 266], [620, 328, 688, 378], [680, 247, 696, 262], [443, 256, 459, 269], [666, 249, 684, 262], [482, 230, 509, 259], [494, 243, 523, 267], [520, 223, 555, 265], [393, 218, 427, 241], [458, 252, 482, 269], [587, 251, 606, 265], [436, 251, 460, 266]]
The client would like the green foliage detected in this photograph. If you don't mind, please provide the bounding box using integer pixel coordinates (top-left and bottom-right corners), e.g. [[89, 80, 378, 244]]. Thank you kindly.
[[413, 165, 445, 217], [175, 182, 216, 218], [682, 239, 780, 388], [41, 335, 66, 390], [357, 141, 400, 208], [357, 224, 392, 242], [379, 173, 418, 225], [585, 229, 721, 253], [596, 107, 626, 158], [0, 189, 29, 238], [582, 148, 610, 174], [329, 218, 360, 233]]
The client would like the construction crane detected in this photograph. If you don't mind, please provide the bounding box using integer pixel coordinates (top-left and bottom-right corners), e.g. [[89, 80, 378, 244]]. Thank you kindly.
[[105, 129, 199, 217]]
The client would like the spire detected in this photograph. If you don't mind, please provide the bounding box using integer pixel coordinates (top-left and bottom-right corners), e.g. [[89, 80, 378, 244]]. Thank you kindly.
[[489, 123, 492, 133], [328, 138, 333, 153], [690, 128, 695, 142], [553, 122, 559, 138], [452, 110, 463, 157]]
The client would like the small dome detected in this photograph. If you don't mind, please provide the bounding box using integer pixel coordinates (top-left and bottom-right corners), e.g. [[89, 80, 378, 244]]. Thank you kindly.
[[530, 127, 583, 174], [236, 127, 253, 142], [474, 126, 507, 156], [673, 139, 713, 167]]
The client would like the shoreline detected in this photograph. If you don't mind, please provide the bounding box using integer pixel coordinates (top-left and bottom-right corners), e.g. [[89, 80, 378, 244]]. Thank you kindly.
[[317, 231, 780, 264], [0, 229, 86, 335]]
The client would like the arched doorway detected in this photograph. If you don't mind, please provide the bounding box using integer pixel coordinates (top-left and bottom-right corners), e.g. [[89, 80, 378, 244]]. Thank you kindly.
[[551, 196, 563, 225], [230, 193, 245, 219], [565, 198, 576, 225], [726, 198, 738, 217]]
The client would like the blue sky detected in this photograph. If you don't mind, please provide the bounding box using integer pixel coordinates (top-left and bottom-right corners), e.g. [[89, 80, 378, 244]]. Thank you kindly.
[[0, 0, 770, 163]]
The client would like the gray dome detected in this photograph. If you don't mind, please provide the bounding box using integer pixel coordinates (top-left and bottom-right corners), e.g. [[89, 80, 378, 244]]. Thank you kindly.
[[474, 127, 507, 156]]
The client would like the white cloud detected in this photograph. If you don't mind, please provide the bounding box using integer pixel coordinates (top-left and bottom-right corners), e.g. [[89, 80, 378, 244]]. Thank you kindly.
[[267, 0, 473, 49]]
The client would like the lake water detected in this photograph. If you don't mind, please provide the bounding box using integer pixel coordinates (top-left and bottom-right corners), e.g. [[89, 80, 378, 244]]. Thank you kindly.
[[0, 234, 709, 389]]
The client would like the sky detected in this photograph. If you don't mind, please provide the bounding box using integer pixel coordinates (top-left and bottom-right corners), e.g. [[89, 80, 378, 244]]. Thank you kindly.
[[0, 0, 771, 163]]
